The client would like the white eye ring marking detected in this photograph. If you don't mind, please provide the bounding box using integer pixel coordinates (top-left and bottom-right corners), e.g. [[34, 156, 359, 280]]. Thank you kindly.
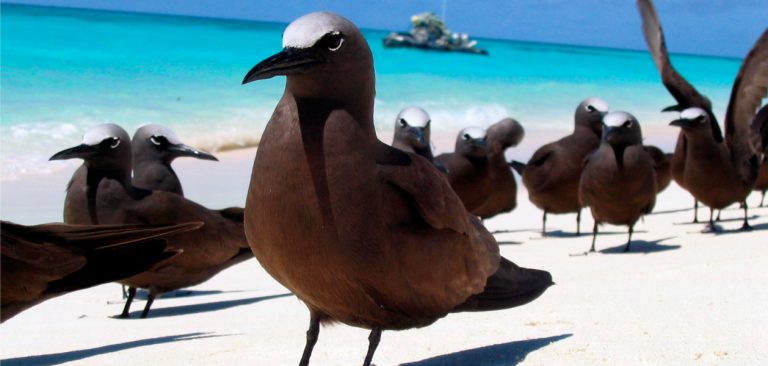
[[328, 36, 343, 51], [623, 120, 633, 128], [109, 138, 121, 149], [150, 136, 162, 146]]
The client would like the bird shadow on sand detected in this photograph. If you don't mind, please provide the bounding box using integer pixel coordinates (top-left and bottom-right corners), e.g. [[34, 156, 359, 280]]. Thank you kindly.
[[674, 215, 758, 226], [531, 229, 646, 241], [1, 332, 232, 366], [490, 228, 533, 235], [118, 293, 292, 319], [599, 236, 680, 255], [399, 333, 572, 366], [708, 221, 768, 236], [131, 289, 246, 300], [496, 240, 522, 245]]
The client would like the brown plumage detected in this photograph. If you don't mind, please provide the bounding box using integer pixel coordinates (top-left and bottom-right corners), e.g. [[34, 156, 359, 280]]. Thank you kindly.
[[472, 118, 525, 219], [580, 112, 657, 253], [664, 28, 768, 231], [132, 124, 217, 195], [241, 12, 552, 366], [637, 0, 768, 226], [644, 145, 673, 193], [521, 97, 608, 235], [750, 104, 768, 206], [1, 221, 201, 322], [50, 124, 252, 318], [435, 126, 492, 213], [391, 106, 448, 173]]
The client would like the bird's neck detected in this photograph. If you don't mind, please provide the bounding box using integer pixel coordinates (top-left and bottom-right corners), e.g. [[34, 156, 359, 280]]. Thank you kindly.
[[575, 124, 602, 138]]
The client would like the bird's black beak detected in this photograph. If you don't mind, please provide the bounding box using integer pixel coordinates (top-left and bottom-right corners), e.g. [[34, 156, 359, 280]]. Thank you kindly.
[[242, 47, 322, 84], [471, 138, 488, 149], [662, 105, 683, 113], [604, 126, 620, 143], [49, 144, 100, 161], [409, 127, 426, 145], [669, 118, 695, 128], [167, 144, 218, 161]]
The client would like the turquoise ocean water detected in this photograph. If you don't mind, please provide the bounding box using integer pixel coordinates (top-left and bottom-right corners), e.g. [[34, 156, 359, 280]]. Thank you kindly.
[[1, 4, 742, 179]]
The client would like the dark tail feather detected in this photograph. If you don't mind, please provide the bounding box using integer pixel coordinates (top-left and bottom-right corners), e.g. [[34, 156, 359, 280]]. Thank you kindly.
[[508, 160, 527, 175], [47, 240, 181, 294], [452, 257, 552, 312]]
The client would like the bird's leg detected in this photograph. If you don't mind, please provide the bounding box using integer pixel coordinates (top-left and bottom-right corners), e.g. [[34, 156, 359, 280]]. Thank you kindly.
[[761, 191, 766, 207], [576, 209, 581, 236], [715, 210, 722, 222], [703, 207, 720, 233], [541, 211, 547, 237], [693, 199, 699, 223], [362, 328, 382, 366], [299, 313, 320, 366], [741, 201, 752, 231], [140, 292, 156, 318], [118, 286, 136, 318], [121, 285, 128, 299], [624, 225, 634, 253], [589, 222, 598, 253]]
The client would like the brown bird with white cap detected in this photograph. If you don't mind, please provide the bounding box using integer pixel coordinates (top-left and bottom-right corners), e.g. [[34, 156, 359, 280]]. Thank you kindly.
[[50, 124, 251, 318], [579, 111, 657, 253], [242, 12, 552, 366], [521, 97, 609, 236]]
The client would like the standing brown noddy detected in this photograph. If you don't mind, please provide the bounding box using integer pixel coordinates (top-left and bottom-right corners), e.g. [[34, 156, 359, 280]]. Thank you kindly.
[[636, 0, 768, 224], [660, 26, 768, 231], [521, 97, 608, 236], [241, 12, 552, 366], [435, 127, 493, 213], [472, 117, 525, 219], [1, 220, 201, 322], [750, 104, 768, 206], [50, 124, 252, 318], [580, 111, 657, 253], [643, 145, 673, 193], [391, 106, 448, 173], [132, 124, 217, 195]]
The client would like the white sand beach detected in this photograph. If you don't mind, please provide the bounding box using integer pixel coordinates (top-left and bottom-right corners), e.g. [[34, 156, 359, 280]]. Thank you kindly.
[[2, 138, 767, 366]]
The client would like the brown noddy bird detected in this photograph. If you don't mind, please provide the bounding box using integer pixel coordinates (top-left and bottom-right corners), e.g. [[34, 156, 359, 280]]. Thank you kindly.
[[521, 97, 609, 236], [435, 126, 493, 213], [1, 220, 201, 322], [662, 26, 768, 231], [132, 124, 217, 195], [391, 106, 448, 173], [50, 124, 252, 318], [750, 104, 768, 206], [637, 0, 768, 224], [241, 12, 552, 366], [472, 117, 525, 219], [643, 145, 673, 193], [580, 111, 657, 253]]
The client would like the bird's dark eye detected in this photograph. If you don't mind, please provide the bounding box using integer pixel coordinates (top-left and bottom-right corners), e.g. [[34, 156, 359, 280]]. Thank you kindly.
[[322, 32, 344, 51], [586, 105, 597, 113], [100, 137, 120, 149], [695, 116, 706, 124], [463, 133, 471, 140], [399, 118, 408, 127], [150, 135, 169, 147], [623, 120, 633, 128]]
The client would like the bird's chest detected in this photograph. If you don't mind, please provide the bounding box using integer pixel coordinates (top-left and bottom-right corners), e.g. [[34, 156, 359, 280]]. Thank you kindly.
[[245, 119, 380, 291]]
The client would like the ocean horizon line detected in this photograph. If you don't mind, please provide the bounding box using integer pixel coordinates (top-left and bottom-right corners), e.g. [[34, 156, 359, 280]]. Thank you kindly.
[[1, 2, 743, 62]]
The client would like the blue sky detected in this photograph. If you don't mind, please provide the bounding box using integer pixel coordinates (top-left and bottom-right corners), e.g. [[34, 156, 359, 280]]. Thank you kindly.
[[5, 0, 766, 58]]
